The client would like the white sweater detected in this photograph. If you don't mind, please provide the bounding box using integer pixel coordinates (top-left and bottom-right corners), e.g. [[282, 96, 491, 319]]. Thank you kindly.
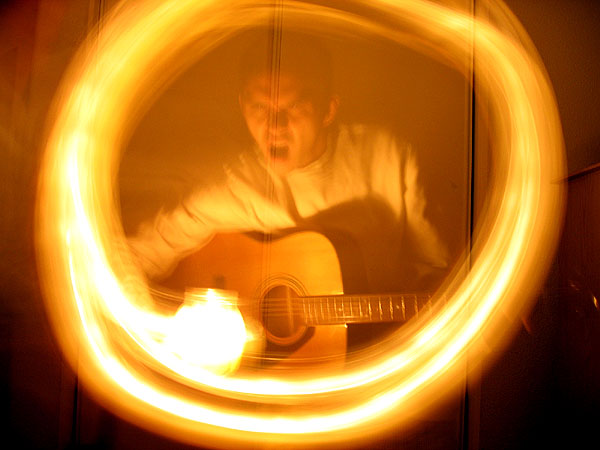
[[128, 124, 449, 290]]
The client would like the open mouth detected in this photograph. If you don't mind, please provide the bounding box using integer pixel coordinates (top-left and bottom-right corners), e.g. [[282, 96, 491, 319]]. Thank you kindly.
[[269, 145, 289, 160]]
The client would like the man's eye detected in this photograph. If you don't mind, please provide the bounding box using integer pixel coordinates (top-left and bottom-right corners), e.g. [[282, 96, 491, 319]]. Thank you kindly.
[[289, 101, 311, 113], [251, 103, 268, 112]]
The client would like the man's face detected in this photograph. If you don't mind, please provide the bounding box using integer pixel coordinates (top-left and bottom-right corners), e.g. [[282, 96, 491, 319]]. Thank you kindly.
[[239, 72, 336, 175]]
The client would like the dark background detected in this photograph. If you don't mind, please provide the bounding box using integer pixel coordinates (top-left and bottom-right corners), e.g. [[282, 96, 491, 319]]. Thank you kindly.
[[1, 0, 599, 448]]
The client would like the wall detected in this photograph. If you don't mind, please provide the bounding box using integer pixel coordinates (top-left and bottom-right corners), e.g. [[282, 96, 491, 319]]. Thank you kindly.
[[1, 0, 599, 448]]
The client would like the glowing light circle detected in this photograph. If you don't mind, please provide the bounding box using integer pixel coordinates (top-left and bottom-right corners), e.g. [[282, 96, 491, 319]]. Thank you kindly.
[[37, 0, 565, 447]]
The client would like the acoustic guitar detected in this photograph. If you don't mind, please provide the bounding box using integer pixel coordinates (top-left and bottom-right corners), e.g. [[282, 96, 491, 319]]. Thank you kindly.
[[163, 231, 433, 367]]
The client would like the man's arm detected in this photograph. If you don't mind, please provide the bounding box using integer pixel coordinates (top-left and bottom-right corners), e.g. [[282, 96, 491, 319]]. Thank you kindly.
[[401, 145, 450, 289], [127, 199, 215, 280], [369, 128, 449, 287], [127, 155, 294, 280], [127, 175, 251, 280]]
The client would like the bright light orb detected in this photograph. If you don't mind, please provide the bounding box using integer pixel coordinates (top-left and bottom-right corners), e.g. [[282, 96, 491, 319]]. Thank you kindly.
[[162, 289, 248, 375], [36, 0, 565, 448]]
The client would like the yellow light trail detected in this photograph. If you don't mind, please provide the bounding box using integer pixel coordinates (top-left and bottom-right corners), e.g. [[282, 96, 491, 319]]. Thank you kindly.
[[36, 0, 565, 447]]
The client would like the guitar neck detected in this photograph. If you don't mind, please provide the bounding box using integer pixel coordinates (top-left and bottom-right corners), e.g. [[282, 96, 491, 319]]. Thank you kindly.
[[299, 294, 432, 326]]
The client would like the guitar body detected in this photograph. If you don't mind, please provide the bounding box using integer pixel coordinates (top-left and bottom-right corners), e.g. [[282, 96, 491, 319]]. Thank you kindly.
[[166, 231, 348, 368]]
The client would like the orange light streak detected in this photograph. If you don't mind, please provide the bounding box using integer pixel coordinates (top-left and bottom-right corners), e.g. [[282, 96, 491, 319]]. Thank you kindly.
[[36, 0, 565, 447]]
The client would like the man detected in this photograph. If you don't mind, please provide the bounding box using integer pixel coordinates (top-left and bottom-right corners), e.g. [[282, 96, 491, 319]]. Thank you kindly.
[[128, 32, 448, 298]]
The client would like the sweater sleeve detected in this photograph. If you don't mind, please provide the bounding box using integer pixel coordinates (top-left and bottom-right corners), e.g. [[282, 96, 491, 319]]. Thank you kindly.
[[366, 127, 450, 289], [126, 154, 295, 279], [126, 169, 255, 280], [127, 193, 216, 280], [401, 145, 450, 277]]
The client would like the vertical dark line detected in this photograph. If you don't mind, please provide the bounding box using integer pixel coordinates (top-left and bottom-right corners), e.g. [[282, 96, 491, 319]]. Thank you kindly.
[[70, 1, 107, 442], [268, 0, 284, 153], [461, 388, 470, 450], [462, 62, 476, 450], [462, 1, 478, 449], [68, 0, 105, 444], [69, 374, 80, 448], [260, 0, 285, 317], [468, 9, 477, 256]]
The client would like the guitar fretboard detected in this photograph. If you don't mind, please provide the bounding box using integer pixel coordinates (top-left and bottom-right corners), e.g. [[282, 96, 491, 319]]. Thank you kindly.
[[300, 294, 432, 326]]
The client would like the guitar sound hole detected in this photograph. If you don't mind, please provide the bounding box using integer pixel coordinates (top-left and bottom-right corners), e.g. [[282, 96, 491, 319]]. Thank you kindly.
[[261, 285, 307, 345]]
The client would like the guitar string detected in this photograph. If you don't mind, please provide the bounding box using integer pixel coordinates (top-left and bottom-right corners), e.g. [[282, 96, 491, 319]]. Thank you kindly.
[[257, 297, 432, 319], [258, 1, 284, 313]]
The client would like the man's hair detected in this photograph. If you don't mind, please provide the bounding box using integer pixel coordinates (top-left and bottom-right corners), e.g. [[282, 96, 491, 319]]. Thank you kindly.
[[238, 30, 333, 107]]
